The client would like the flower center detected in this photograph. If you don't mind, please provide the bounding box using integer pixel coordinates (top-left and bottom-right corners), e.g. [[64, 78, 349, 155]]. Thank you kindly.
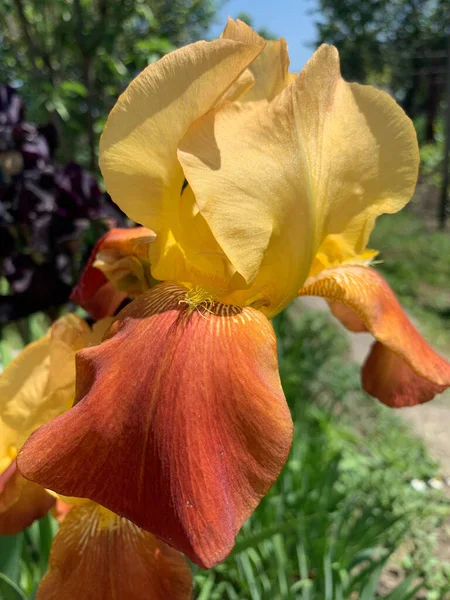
[[179, 285, 215, 315]]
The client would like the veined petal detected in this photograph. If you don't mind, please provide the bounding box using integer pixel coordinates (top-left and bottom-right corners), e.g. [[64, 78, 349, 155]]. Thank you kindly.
[[222, 18, 290, 102], [37, 501, 192, 600], [18, 282, 293, 568], [99, 33, 264, 280], [0, 461, 54, 535], [298, 266, 450, 407], [70, 227, 156, 318], [178, 44, 418, 316]]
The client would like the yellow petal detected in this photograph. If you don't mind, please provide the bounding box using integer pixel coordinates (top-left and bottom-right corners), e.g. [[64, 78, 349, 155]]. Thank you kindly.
[[178, 98, 314, 315], [99, 32, 264, 282], [221, 68, 255, 102], [0, 315, 89, 460], [223, 19, 290, 102], [308, 233, 379, 278], [178, 44, 419, 316], [0, 333, 50, 467], [298, 45, 418, 234], [150, 184, 239, 293]]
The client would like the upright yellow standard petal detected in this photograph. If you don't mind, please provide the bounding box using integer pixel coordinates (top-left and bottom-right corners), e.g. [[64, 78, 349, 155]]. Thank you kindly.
[[178, 44, 419, 316], [100, 32, 264, 285], [222, 18, 290, 102]]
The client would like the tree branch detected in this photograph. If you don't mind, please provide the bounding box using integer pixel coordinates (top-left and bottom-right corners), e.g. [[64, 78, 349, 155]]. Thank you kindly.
[[13, 0, 55, 84]]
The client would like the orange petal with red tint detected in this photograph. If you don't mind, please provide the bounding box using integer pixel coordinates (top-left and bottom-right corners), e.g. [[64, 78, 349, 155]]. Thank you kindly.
[[298, 266, 450, 407], [37, 501, 192, 600], [327, 301, 368, 333], [0, 460, 54, 535], [70, 227, 155, 318], [51, 497, 72, 523], [19, 282, 293, 568]]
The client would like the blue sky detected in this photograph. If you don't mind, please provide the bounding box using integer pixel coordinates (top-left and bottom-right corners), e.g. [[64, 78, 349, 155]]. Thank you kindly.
[[208, 0, 319, 71]]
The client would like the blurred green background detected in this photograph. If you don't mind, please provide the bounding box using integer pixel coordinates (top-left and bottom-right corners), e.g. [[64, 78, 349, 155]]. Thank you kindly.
[[1, 0, 450, 598]]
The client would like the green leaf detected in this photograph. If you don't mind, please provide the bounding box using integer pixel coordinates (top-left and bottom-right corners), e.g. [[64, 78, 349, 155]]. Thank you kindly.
[[38, 515, 56, 576], [59, 81, 88, 98], [196, 573, 215, 600], [359, 559, 386, 600], [0, 535, 24, 584], [0, 573, 27, 600], [384, 574, 423, 600]]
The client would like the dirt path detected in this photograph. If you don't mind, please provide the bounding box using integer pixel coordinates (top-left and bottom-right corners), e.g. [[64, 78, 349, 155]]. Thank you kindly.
[[296, 297, 450, 476]]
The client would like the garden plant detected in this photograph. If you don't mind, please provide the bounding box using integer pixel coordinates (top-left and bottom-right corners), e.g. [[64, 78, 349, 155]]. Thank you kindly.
[[1, 19, 450, 599]]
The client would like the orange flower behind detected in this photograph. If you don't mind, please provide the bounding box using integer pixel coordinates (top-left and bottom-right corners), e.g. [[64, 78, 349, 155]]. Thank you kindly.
[[70, 226, 156, 319], [37, 501, 192, 600], [0, 459, 54, 535]]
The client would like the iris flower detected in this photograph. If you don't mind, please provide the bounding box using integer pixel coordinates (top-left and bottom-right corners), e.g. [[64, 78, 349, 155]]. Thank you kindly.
[[18, 20, 450, 570], [1, 316, 191, 599]]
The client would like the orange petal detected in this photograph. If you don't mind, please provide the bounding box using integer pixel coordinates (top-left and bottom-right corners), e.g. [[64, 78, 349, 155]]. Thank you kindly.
[[0, 460, 54, 535], [19, 282, 292, 568], [328, 301, 368, 333], [299, 266, 450, 407], [37, 501, 192, 600], [51, 497, 72, 523], [70, 256, 124, 321], [70, 227, 155, 318]]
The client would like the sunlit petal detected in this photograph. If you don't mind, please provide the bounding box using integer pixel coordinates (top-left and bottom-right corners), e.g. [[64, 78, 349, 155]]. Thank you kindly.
[[178, 45, 418, 315], [308, 233, 379, 278], [99, 32, 264, 281], [150, 184, 239, 293], [18, 282, 293, 568], [0, 315, 88, 461], [299, 266, 450, 407], [222, 18, 290, 101]]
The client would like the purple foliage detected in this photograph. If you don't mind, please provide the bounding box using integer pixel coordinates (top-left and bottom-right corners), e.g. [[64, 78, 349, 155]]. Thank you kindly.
[[0, 85, 123, 324]]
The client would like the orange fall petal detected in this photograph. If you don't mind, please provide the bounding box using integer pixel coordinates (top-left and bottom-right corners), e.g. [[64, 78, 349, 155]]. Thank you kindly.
[[299, 266, 450, 407], [18, 282, 293, 568]]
